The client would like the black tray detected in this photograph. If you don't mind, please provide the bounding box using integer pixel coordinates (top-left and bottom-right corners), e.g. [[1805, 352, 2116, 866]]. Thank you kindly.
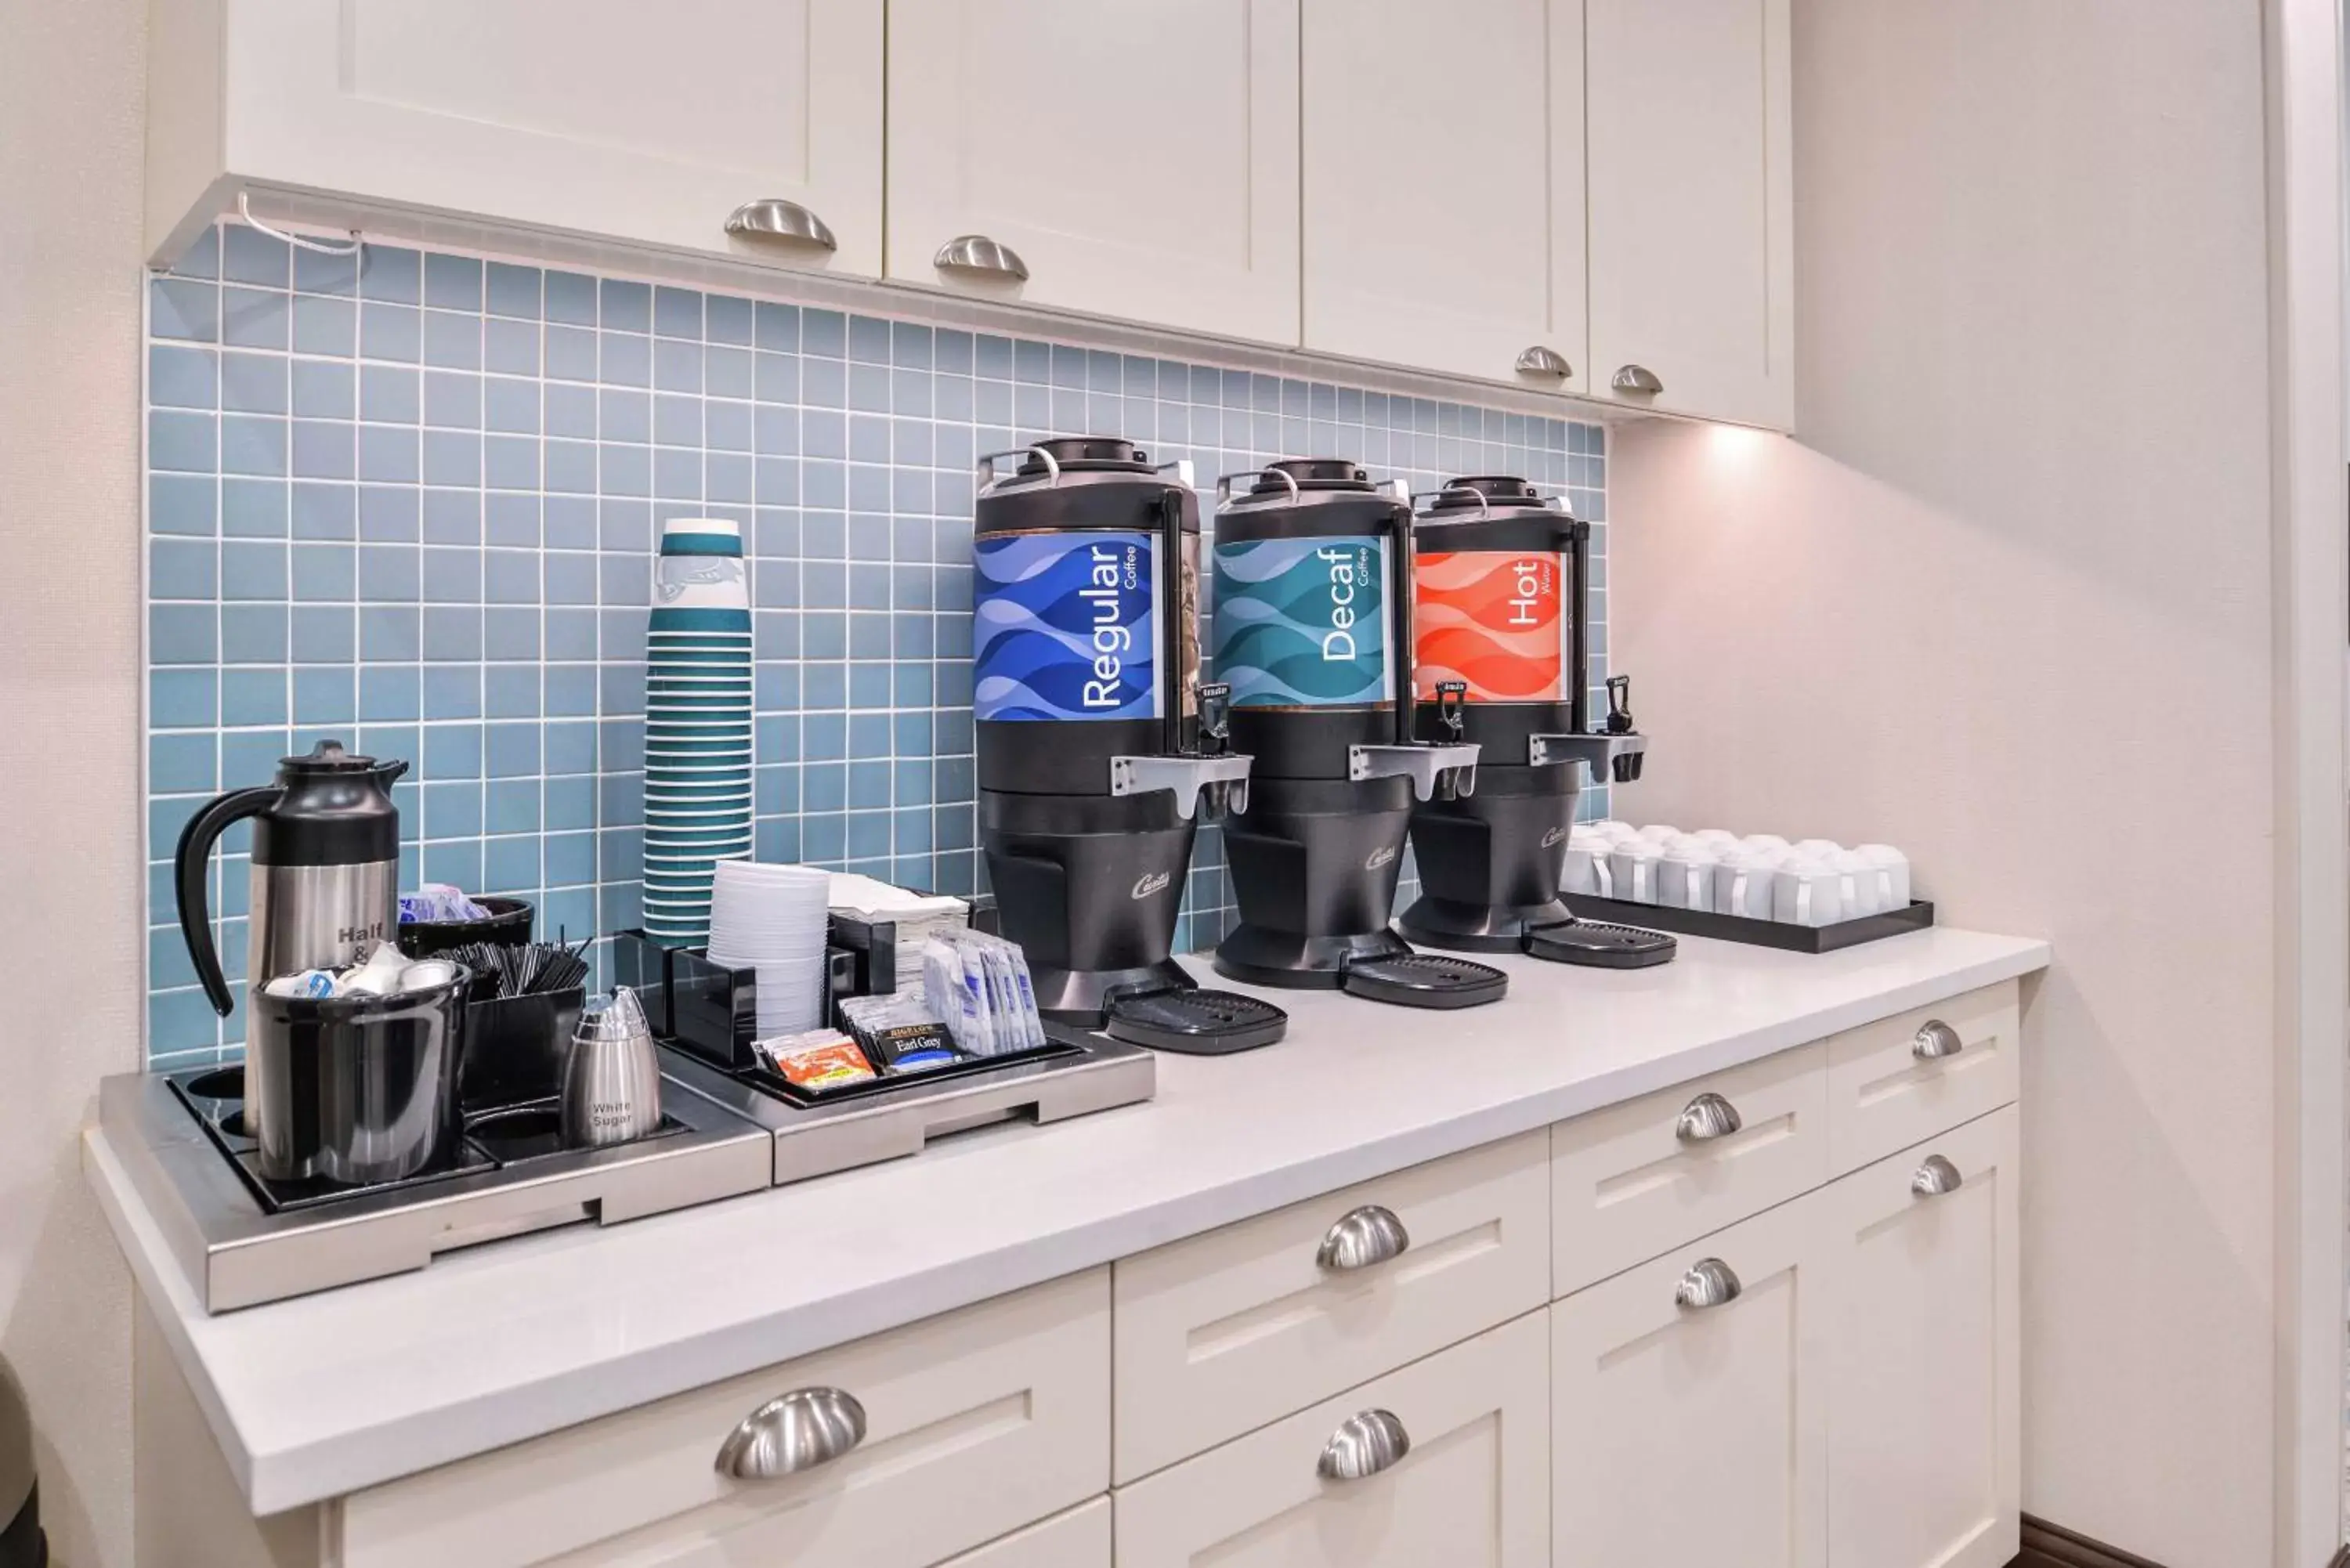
[[1559, 896, 1936, 953]]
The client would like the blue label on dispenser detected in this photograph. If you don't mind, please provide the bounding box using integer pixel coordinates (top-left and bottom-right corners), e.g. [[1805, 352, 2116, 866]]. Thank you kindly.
[[1212, 535, 1392, 707], [974, 531, 1160, 721]]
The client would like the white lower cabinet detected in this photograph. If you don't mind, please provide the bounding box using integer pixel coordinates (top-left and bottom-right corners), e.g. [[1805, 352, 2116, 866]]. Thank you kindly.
[[1551, 1194, 1826, 1568], [935, 1500, 1110, 1568], [337, 1271, 1108, 1568], [1112, 1311, 1549, 1568], [1550, 1104, 2019, 1568], [1822, 1108, 2019, 1568]]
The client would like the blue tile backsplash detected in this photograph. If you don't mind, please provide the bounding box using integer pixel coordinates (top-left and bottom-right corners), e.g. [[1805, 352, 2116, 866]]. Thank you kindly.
[[144, 222, 1608, 1064]]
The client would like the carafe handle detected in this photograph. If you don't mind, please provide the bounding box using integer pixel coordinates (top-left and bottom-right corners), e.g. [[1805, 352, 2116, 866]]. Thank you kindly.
[[174, 786, 278, 1017]]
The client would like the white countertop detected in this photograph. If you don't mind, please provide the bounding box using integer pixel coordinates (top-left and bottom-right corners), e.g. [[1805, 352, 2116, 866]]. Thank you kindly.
[[87, 926, 2047, 1515]]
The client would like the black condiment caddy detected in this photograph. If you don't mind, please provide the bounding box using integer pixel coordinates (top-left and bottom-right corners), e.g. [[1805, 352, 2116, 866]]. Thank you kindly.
[[613, 901, 1077, 1110]]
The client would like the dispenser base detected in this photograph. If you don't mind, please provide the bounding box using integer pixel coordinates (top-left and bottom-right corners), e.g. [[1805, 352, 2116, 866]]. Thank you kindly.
[[1032, 958, 1198, 1029], [1393, 894, 1577, 954], [1524, 919, 1679, 968], [1210, 926, 1415, 990], [1101, 988, 1289, 1055]]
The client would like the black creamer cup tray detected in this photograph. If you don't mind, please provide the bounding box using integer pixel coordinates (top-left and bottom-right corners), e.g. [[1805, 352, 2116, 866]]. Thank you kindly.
[[1558, 896, 1935, 954]]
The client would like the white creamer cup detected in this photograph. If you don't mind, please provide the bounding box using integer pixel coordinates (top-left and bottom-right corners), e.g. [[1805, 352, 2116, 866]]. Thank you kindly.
[[1608, 840, 1665, 905], [1658, 843, 1720, 911], [1772, 855, 1848, 927], [1857, 844, 1911, 909], [1715, 847, 1782, 919]]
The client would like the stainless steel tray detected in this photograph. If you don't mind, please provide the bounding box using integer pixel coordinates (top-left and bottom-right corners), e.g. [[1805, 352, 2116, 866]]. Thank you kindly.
[[660, 1032, 1156, 1185], [98, 1068, 774, 1312]]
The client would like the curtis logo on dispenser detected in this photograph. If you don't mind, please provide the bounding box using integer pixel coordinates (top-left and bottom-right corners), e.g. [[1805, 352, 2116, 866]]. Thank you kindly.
[[1541, 826, 1569, 848], [1364, 845, 1398, 872], [1131, 871, 1173, 900]]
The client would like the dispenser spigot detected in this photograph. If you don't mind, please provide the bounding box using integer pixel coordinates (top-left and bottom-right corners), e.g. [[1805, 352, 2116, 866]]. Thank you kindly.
[[1434, 681, 1468, 798], [1197, 681, 1236, 818], [1603, 675, 1643, 782], [1198, 682, 1232, 757]]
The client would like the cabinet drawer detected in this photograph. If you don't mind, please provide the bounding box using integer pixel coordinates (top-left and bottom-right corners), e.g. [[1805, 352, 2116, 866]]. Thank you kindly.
[[338, 1271, 1108, 1568], [1552, 1043, 1828, 1297], [1113, 1310, 1549, 1567], [1824, 983, 2019, 1172], [936, 1498, 1110, 1568], [1113, 1130, 1550, 1483]]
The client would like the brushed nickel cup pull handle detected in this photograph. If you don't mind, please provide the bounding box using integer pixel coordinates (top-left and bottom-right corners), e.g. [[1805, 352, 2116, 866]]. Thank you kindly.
[[1516, 345, 1573, 378], [1675, 1091, 1743, 1143], [724, 199, 839, 251], [1912, 1020, 1963, 1060], [1612, 363, 1664, 395], [1911, 1154, 1964, 1198], [934, 234, 1030, 280], [1317, 1204, 1411, 1271], [1318, 1408, 1411, 1480], [1674, 1257, 1742, 1310], [714, 1387, 866, 1479]]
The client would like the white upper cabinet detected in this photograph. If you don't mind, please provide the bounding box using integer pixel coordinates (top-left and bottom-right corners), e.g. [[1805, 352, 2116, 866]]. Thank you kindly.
[[146, 0, 884, 275], [1585, 0, 1793, 428], [1300, 0, 1586, 393], [885, 0, 1302, 344]]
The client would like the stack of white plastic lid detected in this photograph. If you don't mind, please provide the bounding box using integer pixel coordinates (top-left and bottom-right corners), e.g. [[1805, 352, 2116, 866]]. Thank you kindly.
[[707, 861, 831, 1038], [643, 517, 754, 946]]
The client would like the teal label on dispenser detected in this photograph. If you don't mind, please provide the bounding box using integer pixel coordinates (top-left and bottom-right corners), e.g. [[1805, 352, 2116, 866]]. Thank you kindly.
[[1211, 535, 1392, 707]]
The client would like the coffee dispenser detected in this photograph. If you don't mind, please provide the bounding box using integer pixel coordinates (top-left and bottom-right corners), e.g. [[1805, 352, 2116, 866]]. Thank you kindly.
[[973, 438, 1285, 1053], [1394, 477, 1673, 966], [1207, 461, 1504, 1006]]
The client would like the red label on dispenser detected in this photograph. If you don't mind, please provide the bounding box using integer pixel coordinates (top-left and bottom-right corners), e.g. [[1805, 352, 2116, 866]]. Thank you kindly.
[[1412, 551, 1570, 702]]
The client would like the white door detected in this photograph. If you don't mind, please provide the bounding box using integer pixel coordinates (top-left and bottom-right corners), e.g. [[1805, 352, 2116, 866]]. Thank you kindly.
[[886, 0, 1301, 343], [1585, 0, 1793, 428], [1114, 1311, 1549, 1568], [1300, 0, 1586, 392], [223, 0, 884, 275], [1551, 1194, 1826, 1568], [1822, 1110, 2020, 1568]]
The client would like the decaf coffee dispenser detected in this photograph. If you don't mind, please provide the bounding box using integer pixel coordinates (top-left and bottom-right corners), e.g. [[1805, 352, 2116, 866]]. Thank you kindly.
[[1394, 476, 1672, 966], [1207, 461, 1503, 1006], [972, 438, 1285, 1053]]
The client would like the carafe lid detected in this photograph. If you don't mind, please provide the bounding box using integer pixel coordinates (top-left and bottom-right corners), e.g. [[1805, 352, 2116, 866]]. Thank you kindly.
[[1016, 435, 1155, 476], [280, 739, 385, 776], [1423, 475, 1550, 513], [1250, 457, 1371, 495]]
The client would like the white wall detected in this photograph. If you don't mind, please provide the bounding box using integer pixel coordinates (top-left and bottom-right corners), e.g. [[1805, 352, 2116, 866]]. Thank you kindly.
[[1610, 3, 2276, 1564], [0, 0, 148, 1562]]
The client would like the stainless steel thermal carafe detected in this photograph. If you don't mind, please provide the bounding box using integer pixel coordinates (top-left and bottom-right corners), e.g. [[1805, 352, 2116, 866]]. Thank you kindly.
[[174, 739, 408, 1017]]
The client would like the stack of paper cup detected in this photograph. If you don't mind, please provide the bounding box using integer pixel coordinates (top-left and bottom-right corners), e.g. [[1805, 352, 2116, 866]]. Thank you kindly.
[[643, 518, 754, 946], [707, 862, 832, 1038]]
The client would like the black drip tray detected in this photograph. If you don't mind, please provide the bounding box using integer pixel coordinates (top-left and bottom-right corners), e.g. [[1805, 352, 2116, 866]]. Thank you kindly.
[[1105, 988, 1289, 1055], [1524, 919, 1679, 969], [1340, 953, 1509, 1009], [465, 1101, 689, 1164]]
